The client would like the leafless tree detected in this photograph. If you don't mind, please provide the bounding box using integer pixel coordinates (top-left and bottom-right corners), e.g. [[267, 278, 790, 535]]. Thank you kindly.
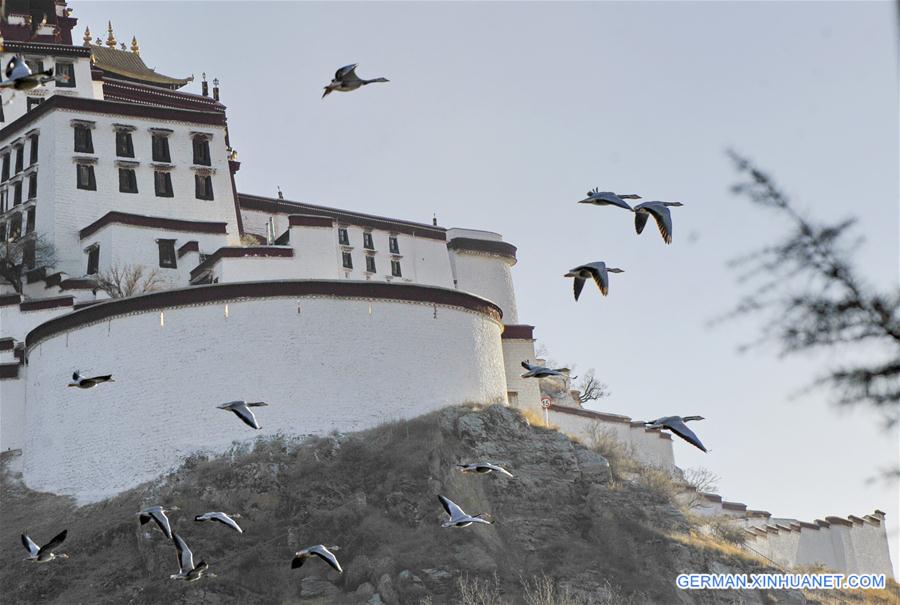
[[0, 234, 56, 294], [575, 369, 610, 404], [681, 467, 721, 510], [724, 151, 900, 428], [96, 263, 168, 299]]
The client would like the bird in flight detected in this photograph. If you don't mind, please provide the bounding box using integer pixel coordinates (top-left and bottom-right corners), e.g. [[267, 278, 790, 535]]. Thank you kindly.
[[437, 495, 493, 528], [322, 64, 389, 98], [68, 370, 114, 389], [21, 529, 68, 563], [218, 400, 268, 429], [170, 534, 209, 582], [291, 545, 343, 573], [520, 360, 569, 379], [633, 201, 684, 244], [644, 415, 708, 452], [138, 505, 178, 539], [194, 511, 243, 534], [456, 463, 514, 478], [577, 189, 641, 211], [564, 262, 624, 300]]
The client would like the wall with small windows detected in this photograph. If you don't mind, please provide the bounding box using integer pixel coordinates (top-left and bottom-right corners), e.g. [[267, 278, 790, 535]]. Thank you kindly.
[[239, 207, 456, 288], [20, 283, 508, 501], [79, 222, 228, 285], [0, 52, 95, 126], [0, 108, 241, 278]]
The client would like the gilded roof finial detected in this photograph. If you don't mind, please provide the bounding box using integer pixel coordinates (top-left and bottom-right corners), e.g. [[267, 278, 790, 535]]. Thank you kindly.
[[83, 26, 92, 46], [130, 35, 140, 56], [106, 21, 117, 48]]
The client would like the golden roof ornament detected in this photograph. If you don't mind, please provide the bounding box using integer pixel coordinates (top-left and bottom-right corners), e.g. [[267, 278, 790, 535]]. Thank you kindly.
[[106, 21, 117, 48], [130, 36, 140, 56], [83, 26, 92, 46]]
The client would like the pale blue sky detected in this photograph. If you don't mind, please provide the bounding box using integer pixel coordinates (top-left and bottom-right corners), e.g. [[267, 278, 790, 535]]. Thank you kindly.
[[76, 1, 898, 574]]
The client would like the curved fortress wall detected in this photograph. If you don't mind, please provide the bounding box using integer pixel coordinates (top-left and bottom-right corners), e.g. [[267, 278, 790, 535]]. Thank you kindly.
[[23, 281, 507, 503]]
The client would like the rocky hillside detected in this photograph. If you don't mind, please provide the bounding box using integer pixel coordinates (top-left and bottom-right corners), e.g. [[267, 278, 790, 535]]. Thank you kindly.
[[1, 404, 896, 604]]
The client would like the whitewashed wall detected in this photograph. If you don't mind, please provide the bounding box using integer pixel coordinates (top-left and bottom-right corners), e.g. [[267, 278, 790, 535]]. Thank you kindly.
[[446, 229, 520, 325], [0, 370, 26, 452], [0, 52, 95, 125], [22, 292, 507, 502], [80, 222, 227, 285], [548, 407, 677, 471], [240, 209, 455, 288], [745, 514, 894, 576], [501, 337, 542, 413], [18, 109, 239, 277]]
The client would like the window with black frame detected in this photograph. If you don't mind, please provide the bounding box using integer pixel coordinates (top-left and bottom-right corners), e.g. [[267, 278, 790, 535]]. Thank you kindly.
[[389, 236, 399, 254], [195, 174, 213, 200], [28, 173, 37, 199], [119, 168, 138, 194], [365, 255, 376, 273], [157, 239, 177, 269], [338, 228, 349, 246], [155, 170, 174, 197], [363, 231, 374, 250], [152, 134, 171, 163], [25, 207, 35, 234], [0, 155, 8, 181], [76, 163, 96, 190], [14, 145, 23, 174], [29, 135, 38, 165], [13, 180, 22, 205], [55, 62, 76, 88], [74, 125, 93, 153], [192, 137, 211, 166], [391, 259, 402, 277], [116, 130, 135, 157], [342, 251, 353, 269], [86, 245, 99, 275]]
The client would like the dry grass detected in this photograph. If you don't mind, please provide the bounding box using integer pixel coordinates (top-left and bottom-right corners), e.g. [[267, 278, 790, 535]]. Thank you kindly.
[[667, 530, 766, 567], [518, 407, 557, 430], [456, 573, 504, 605], [586, 427, 639, 481]]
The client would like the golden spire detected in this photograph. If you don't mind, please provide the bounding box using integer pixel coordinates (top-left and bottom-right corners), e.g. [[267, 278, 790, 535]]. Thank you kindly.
[[83, 26, 92, 46], [106, 21, 117, 48], [130, 35, 140, 55]]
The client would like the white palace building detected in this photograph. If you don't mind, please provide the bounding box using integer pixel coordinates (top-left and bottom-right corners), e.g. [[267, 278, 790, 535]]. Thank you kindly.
[[0, 2, 892, 578]]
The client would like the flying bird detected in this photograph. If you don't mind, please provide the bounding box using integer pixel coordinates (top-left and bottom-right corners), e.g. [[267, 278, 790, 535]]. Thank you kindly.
[[68, 370, 114, 389], [456, 463, 514, 478], [21, 530, 68, 563], [633, 201, 684, 244], [644, 416, 707, 452], [322, 63, 389, 98], [0, 56, 55, 93], [170, 534, 209, 582], [564, 262, 624, 300], [577, 189, 641, 211], [217, 400, 268, 430], [194, 512, 243, 534], [437, 495, 492, 528], [291, 545, 342, 573], [520, 360, 569, 379], [138, 505, 178, 539]]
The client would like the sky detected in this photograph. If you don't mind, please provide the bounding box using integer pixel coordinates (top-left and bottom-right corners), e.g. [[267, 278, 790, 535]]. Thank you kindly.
[[74, 1, 899, 575]]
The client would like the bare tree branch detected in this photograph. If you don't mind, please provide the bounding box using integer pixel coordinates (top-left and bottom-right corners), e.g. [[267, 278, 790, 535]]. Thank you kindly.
[[0, 234, 56, 294], [724, 151, 900, 429], [96, 263, 169, 299], [575, 369, 610, 404]]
